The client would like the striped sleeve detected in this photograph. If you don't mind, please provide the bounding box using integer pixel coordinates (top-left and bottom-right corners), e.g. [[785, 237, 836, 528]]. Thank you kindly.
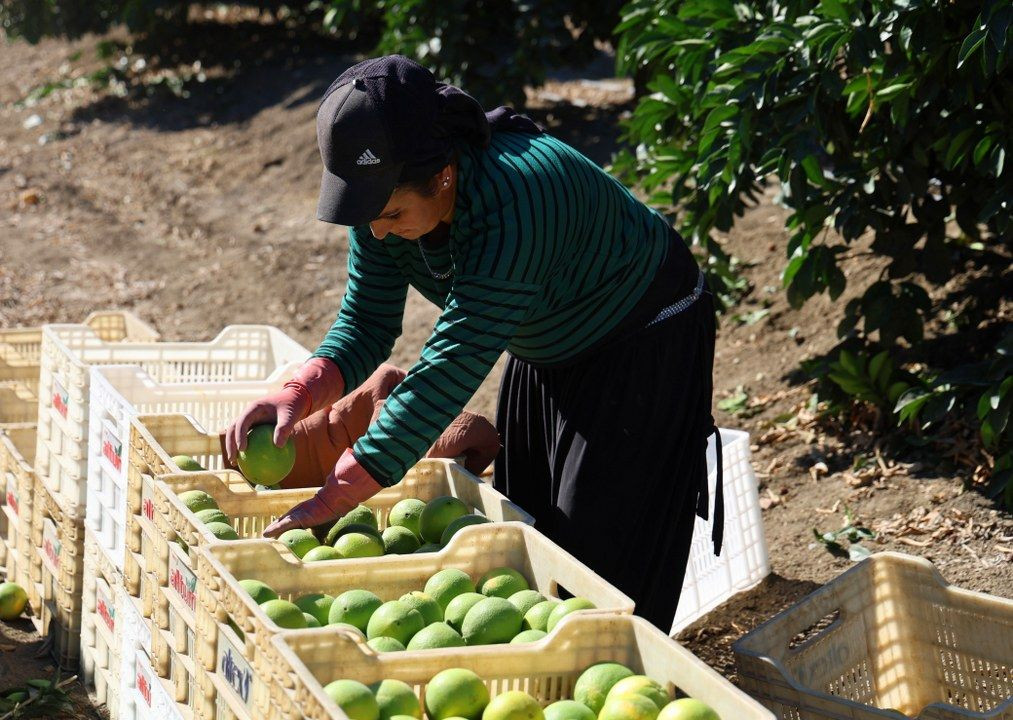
[[313, 226, 407, 391], [352, 273, 539, 485]]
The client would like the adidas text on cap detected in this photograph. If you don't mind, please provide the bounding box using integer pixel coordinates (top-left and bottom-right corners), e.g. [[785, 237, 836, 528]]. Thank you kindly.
[[316, 56, 446, 226]]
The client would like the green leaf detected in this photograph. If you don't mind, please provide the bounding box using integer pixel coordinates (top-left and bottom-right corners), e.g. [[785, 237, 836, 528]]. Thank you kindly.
[[801, 155, 825, 186], [820, 0, 850, 22], [868, 351, 891, 388], [957, 27, 987, 69], [875, 82, 911, 101]]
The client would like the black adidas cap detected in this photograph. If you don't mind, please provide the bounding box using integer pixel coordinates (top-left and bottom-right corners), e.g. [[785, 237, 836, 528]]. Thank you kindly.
[[316, 56, 451, 226]]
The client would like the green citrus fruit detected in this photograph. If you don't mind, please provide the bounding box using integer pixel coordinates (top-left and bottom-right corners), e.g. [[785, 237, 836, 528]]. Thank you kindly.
[[238, 579, 277, 605], [365, 601, 425, 646], [0, 582, 29, 620], [607, 676, 669, 710], [424, 568, 476, 614], [406, 622, 466, 650], [205, 521, 239, 540], [543, 701, 596, 720], [440, 514, 490, 546], [178, 490, 217, 514], [522, 600, 559, 632], [303, 613, 321, 627], [278, 528, 320, 558], [414, 542, 443, 554], [302, 545, 342, 562], [382, 525, 421, 554], [461, 597, 523, 645], [370, 679, 422, 720], [509, 629, 547, 644], [335, 532, 385, 558], [419, 496, 469, 544], [481, 691, 543, 720], [398, 591, 442, 624], [478, 568, 529, 599], [598, 693, 659, 720], [657, 699, 721, 720], [424, 668, 489, 720], [573, 663, 635, 715], [507, 590, 546, 617], [171, 455, 204, 471], [388, 498, 426, 537], [325, 505, 378, 545], [261, 599, 308, 629], [195, 508, 230, 525], [545, 597, 594, 632], [294, 593, 334, 626], [444, 592, 486, 633], [329, 589, 382, 633], [323, 679, 379, 720], [236, 424, 295, 486], [366, 636, 405, 652]]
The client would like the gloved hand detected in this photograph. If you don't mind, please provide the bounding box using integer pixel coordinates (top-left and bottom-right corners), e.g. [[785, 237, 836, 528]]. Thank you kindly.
[[262, 448, 382, 537], [426, 410, 500, 475], [224, 357, 344, 465]]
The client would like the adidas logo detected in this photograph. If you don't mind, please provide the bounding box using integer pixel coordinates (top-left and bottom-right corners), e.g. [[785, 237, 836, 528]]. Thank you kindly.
[[356, 149, 381, 165]]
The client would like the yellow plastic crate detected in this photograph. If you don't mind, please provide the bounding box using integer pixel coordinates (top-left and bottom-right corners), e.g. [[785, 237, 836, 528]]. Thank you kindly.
[[0, 310, 158, 393], [146, 458, 534, 720], [0, 381, 39, 425], [268, 613, 775, 720], [734, 552, 1013, 719], [193, 521, 634, 718], [1, 424, 37, 596]]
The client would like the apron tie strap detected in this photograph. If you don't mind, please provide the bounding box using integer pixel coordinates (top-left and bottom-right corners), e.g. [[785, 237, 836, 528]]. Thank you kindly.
[[695, 426, 725, 556]]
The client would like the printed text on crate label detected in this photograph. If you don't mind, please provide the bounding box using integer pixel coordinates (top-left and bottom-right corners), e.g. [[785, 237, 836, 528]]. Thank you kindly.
[[52, 376, 69, 418], [219, 630, 254, 708], [169, 550, 198, 614], [102, 425, 122, 471], [135, 654, 154, 707], [97, 583, 115, 632], [5, 473, 18, 517], [43, 518, 61, 569]]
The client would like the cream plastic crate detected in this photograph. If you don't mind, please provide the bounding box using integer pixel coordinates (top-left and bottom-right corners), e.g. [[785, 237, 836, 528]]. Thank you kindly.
[[81, 528, 123, 717], [0, 310, 158, 393], [86, 365, 298, 576], [194, 521, 635, 718], [734, 552, 1013, 720], [117, 585, 182, 720], [34, 323, 308, 510], [0, 381, 39, 425], [30, 479, 85, 668], [671, 427, 770, 635], [149, 459, 534, 720], [1, 424, 37, 595], [124, 414, 234, 610], [268, 613, 775, 720]]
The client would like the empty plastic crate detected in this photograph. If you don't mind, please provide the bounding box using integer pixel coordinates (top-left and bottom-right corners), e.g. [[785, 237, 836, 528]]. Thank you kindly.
[[34, 323, 308, 510], [269, 613, 776, 720], [734, 552, 1013, 719], [671, 427, 770, 635], [86, 364, 297, 575], [1, 424, 37, 595], [0, 381, 39, 425]]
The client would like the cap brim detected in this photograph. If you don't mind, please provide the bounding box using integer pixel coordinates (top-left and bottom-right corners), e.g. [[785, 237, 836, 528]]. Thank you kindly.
[[316, 163, 402, 226]]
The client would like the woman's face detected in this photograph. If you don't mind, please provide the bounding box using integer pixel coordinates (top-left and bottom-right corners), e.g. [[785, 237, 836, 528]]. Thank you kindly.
[[368, 165, 456, 240]]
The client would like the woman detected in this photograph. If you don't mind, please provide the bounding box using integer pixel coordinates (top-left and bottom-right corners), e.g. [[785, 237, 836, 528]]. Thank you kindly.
[[227, 55, 720, 630]]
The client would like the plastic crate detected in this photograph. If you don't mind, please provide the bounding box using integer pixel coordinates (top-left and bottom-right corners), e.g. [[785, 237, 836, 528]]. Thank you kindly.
[[733, 552, 1013, 719], [267, 612, 775, 720], [0, 311, 158, 393], [671, 427, 770, 635], [124, 414, 233, 610], [194, 521, 634, 718], [116, 584, 182, 720], [30, 478, 85, 668], [81, 528, 124, 717], [34, 323, 309, 510], [0, 381, 39, 425], [86, 365, 298, 576], [148, 459, 534, 720], [1, 424, 37, 597]]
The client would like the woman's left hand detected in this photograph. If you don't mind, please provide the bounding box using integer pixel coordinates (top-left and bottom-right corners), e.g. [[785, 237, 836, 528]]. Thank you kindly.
[[263, 448, 383, 537]]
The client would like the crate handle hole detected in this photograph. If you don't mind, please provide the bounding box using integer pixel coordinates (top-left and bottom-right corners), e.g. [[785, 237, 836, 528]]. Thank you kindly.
[[548, 580, 575, 601], [787, 608, 841, 651]]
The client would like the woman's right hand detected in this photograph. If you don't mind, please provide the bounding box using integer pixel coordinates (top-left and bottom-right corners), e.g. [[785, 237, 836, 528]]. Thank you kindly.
[[224, 385, 312, 464]]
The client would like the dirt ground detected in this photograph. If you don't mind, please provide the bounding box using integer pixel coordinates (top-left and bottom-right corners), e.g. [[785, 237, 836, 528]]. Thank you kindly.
[[1, 17, 1010, 712]]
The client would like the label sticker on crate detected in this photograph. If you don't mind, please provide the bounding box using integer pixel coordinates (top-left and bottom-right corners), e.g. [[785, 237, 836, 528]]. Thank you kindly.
[[217, 629, 255, 711], [96, 582, 116, 633], [135, 650, 156, 709], [141, 476, 155, 522], [168, 548, 198, 616], [42, 517, 61, 571], [52, 376, 69, 418], [4, 472, 19, 518], [101, 424, 123, 472]]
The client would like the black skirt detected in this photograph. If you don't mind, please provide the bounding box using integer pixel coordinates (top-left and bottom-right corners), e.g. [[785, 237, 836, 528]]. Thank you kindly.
[[493, 267, 718, 631]]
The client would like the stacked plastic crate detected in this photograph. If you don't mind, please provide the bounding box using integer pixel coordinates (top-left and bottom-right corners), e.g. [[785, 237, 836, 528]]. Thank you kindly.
[[27, 322, 307, 683]]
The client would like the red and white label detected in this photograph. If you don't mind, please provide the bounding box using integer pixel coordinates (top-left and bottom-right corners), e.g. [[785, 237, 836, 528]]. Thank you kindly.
[[168, 548, 197, 615], [42, 518, 61, 570], [135, 652, 154, 708], [96, 583, 115, 632], [141, 479, 155, 521], [52, 377, 69, 418], [101, 425, 122, 472], [4, 473, 19, 517]]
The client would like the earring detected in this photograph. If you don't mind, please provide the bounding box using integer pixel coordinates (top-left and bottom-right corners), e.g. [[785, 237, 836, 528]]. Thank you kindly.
[[442, 178, 450, 187]]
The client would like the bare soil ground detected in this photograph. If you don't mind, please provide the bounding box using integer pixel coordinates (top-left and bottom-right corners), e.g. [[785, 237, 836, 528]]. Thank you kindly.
[[1, 18, 1010, 711]]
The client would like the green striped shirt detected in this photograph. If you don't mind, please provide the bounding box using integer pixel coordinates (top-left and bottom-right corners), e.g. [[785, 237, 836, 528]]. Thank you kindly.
[[315, 131, 673, 485]]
